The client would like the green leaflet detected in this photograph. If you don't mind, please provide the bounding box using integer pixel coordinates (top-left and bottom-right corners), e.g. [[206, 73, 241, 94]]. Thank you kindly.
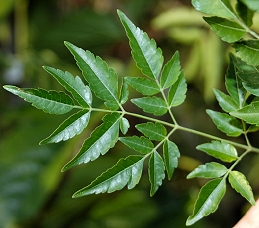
[[119, 136, 154, 154], [64, 41, 119, 110], [196, 140, 238, 162], [40, 109, 91, 144], [131, 96, 168, 116], [163, 140, 180, 180], [62, 113, 121, 171], [3, 85, 75, 114], [229, 170, 255, 205], [43, 66, 92, 108], [120, 77, 129, 105], [73, 155, 145, 197], [125, 77, 160, 95], [149, 151, 165, 196], [117, 10, 163, 80], [186, 178, 226, 226], [120, 117, 130, 135], [136, 122, 167, 141], [206, 109, 243, 136], [187, 162, 228, 179], [204, 17, 246, 43], [240, 0, 259, 12], [236, 0, 254, 26]]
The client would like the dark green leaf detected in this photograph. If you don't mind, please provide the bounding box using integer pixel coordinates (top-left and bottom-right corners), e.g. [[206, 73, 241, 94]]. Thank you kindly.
[[136, 122, 167, 141], [240, 0, 259, 12], [120, 117, 130, 135], [73, 155, 145, 197], [120, 77, 129, 104], [236, 0, 254, 26], [62, 113, 121, 171]]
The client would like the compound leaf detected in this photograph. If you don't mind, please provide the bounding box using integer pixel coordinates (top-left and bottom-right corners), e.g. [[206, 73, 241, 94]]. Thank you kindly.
[[62, 112, 121, 171], [136, 122, 167, 141], [120, 117, 130, 135], [186, 178, 226, 226], [73, 155, 145, 197], [118, 10, 163, 80], [3, 85, 75, 114], [240, 0, 259, 12]]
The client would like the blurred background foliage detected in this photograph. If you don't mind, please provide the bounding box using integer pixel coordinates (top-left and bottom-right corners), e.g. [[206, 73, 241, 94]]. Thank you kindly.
[[1, 0, 259, 227]]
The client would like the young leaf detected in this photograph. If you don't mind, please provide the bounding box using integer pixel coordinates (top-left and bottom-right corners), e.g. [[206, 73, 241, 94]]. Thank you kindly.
[[136, 122, 167, 141], [149, 151, 165, 196], [229, 170, 255, 205], [240, 0, 259, 12], [120, 117, 130, 135], [203, 17, 246, 43], [186, 178, 226, 226], [62, 113, 121, 171], [3, 85, 75, 114], [236, 0, 254, 26], [160, 51, 181, 89], [117, 10, 163, 80], [43, 66, 92, 107], [131, 96, 168, 116], [64, 41, 119, 109], [40, 109, 91, 144], [206, 109, 243, 136], [72, 155, 145, 197], [163, 140, 180, 180], [125, 77, 160, 95], [119, 136, 154, 154], [120, 77, 129, 104], [187, 162, 228, 179], [168, 71, 187, 107], [196, 140, 238, 162]]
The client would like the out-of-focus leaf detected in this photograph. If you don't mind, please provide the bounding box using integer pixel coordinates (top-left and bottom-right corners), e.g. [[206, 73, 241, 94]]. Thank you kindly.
[[229, 170, 255, 205], [149, 151, 165, 196], [196, 140, 238, 162], [136, 122, 167, 141], [118, 10, 163, 79], [73, 155, 145, 197], [236, 0, 254, 26], [120, 117, 130, 135], [240, 0, 259, 12], [204, 17, 246, 43], [186, 178, 226, 225], [131, 97, 168, 116], [187, 162, 228, 179], [3, 85, 75, 114], [120, 77, 129, 104], [206, 109, 243, 136]]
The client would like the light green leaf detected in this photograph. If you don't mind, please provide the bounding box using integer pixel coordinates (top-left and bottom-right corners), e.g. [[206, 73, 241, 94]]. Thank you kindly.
[[73, 155, 145, 197], [62, 113, 121, 171], [131, 96, 168, 116], [233, 40, 259, 66], [40, 109, 91, 144], [160, 51, 181, 89], [120, 117, 130, 135], [120, 77, 129, 104], [163, 140, 180, 180], [136, 122, 167, 141], [117, 10, 163, 79], [125, 77, 160, 95], [206, 109, 243, 136], [119, 136, 154, 154], [43, 66, 92, 107], [229, 170, 255, 205], [196, 140, 238, 162], [168, 71, 187, 107], [149, 151, 165, 196], [3, 85, 75, 114], [236, 0, 254, 26], [240, 0, 259, 12], [187, 162, 228, 179], [186, 178, 226, 226], [204, 17, 246, 43]]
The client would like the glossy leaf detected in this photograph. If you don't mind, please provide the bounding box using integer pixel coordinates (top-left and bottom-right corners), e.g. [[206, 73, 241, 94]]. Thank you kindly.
[[43, 66, 92, 107], [160, 51, 181, 89], [136, 122, 167, 141], [131, 96, 168, 116], [186, 178, 226, 226], [206, 109, 243, 136], [40, 109, 91, 144], [229, 170, 255, 205], [187, 162, 228, 179], [120, 77, 129, 104], [163, 140, 180, 180], [73, 155, 145, 197], [118, 10, 163, 80], [3, 85, 75, 114], [204, 17, 246, 43], [120, 117, 130, 135], [149, 151, 165, 196], [62, 113, 121, 171], [236, 0, 254, 26], [119, 136, 154, 154], [197, 140, 238, 162], [125, 77, 160, 95], [240, 0, 259, 12], [168, 71, 187, 107]]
